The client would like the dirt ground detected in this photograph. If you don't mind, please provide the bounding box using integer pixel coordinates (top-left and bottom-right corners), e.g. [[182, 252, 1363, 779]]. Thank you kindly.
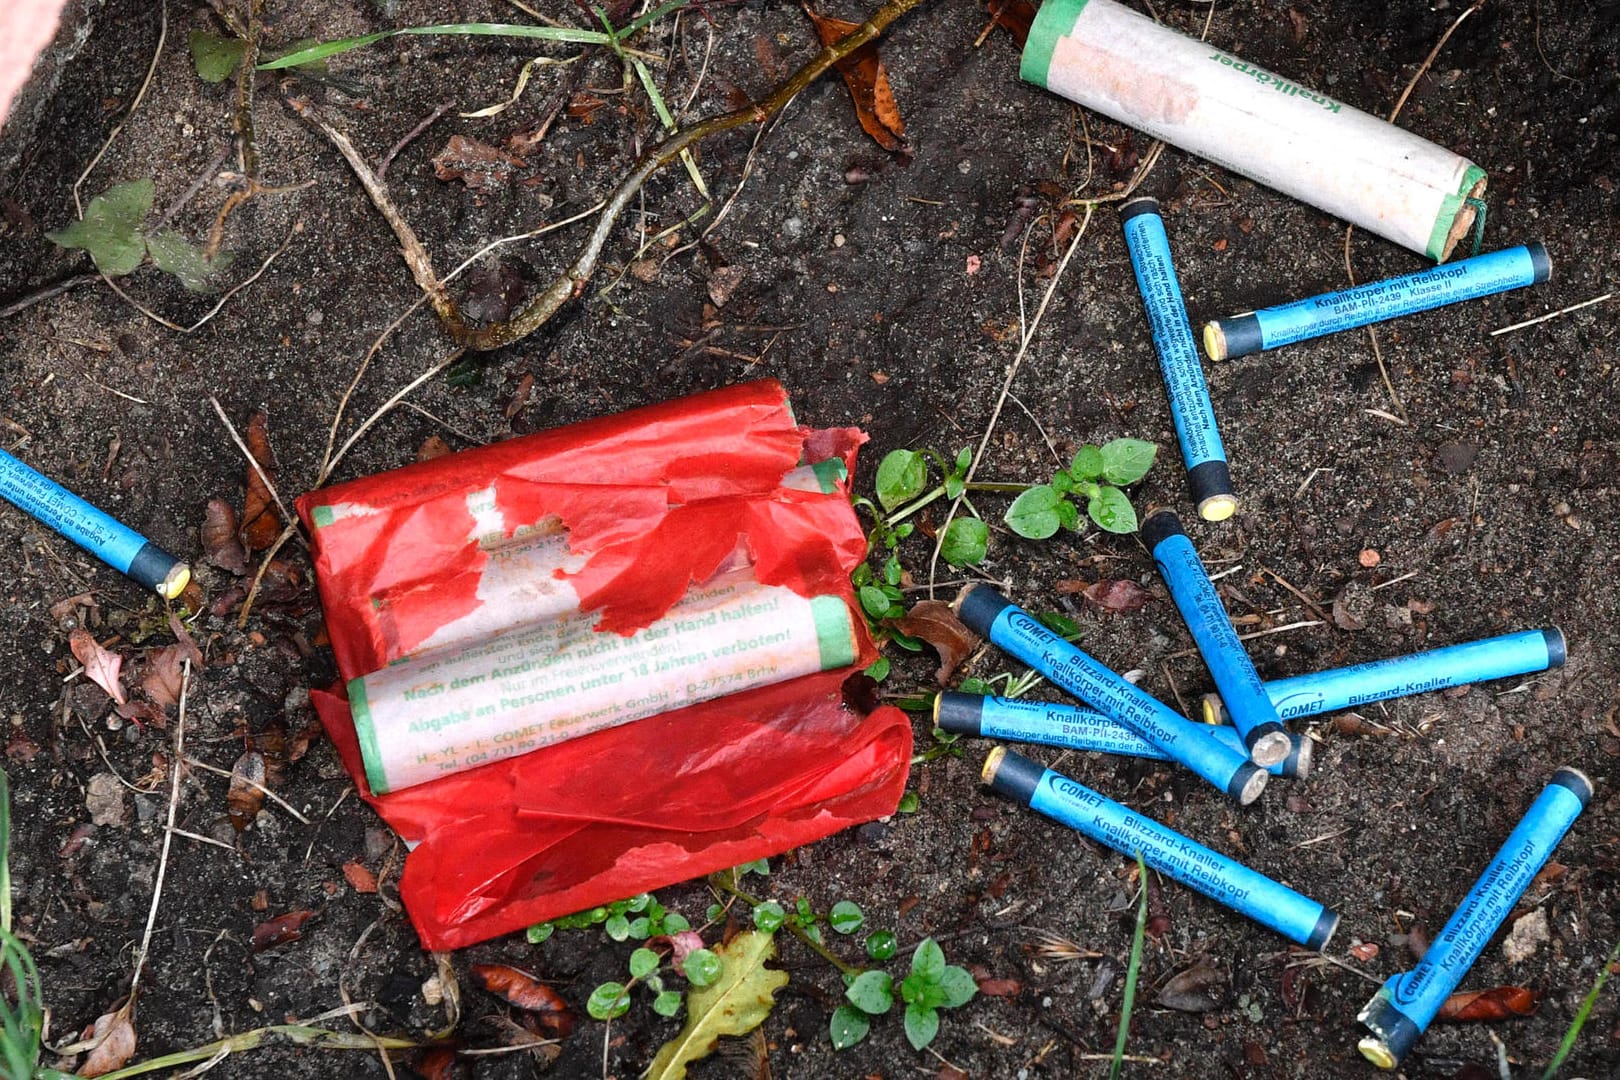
[[1, 0, 1617, 1077]]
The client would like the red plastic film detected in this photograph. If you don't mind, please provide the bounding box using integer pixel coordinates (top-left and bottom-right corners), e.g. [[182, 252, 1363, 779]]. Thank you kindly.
[[296, 381, 911, 949]]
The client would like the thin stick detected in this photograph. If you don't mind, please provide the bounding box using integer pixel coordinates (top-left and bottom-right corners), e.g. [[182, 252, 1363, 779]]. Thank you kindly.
[[1340, 234, 1406, 423], [0, 274, 101, 319], [284, 97, 453, 322], [185, 757, 312, 824], [234, 0, 265, 178], [208, 396, 298, 540], [74, 0, 168, 216], [1288, 950, 1383, 986], [1164, 620, 1323, 660], [235, 520, 298, 629], [325, 354, 462, 481], [1388, 1, 1487, 124], [1006, 390, 1064, 466], [1259, 565, 1330, 623], [1370, 570, 1418, 591], [1491, 292, 1613, 336], [129, 658, 189, 1001], [377, 104, 453, 181], [169, 827, 236, 852], [1236, 620, 1321, 642], [150, 145, 235, 233]]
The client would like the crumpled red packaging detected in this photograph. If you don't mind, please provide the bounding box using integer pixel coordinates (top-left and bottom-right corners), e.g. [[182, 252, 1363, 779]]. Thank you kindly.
[[295, 380, 912, 949]]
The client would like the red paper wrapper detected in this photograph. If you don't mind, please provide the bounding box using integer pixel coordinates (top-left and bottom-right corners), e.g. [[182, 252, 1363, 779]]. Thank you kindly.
[[296, 381, 912, 949]]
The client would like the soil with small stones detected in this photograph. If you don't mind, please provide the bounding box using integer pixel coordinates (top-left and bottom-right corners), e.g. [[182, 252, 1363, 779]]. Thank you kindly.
[[1, 1, 1617, 1078]]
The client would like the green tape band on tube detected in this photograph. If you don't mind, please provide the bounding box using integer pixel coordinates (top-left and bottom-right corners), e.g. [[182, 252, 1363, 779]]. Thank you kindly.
[[812, 596, 858, 670], [348, 677, 392, 795], [1020, 0, 1089, 89], [810, 458, 848, 494], [1426, 164, 1488, 261]]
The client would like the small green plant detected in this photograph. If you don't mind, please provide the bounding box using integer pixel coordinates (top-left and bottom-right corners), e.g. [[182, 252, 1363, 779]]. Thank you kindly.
[[831, 938, 977, 1051], [1235, 991, 1263, 1023], [1005, 439, 1157, 539], [707, 875, 971, 1055], [188, 30, 247, 82], [526, 890, 692, 945], [46, 180, 232, 291], [912, 725, 963, 766], [857, 446, 988, 569], [528, 891, 717, 1022]]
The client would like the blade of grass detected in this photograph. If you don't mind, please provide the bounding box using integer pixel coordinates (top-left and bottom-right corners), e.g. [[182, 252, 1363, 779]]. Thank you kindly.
[[1541, 936, 1620, 1079], [258, 23, 614, 70], [1111, 853, 1149, 1080], [1, 768, 52, 1080], [1, 930, 47, 1080], [632, 58, 710, 199], [621, 0, 693, 37]]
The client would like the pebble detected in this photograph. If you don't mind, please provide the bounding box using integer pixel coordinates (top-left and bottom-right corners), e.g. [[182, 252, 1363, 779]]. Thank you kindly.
[[1501, 908, 1549, 964]]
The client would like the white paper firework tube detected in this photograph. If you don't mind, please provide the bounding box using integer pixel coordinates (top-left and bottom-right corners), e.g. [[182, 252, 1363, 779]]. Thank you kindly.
[[1022, 0, 1486, 261], [349, 568, 859, 793], [326, 462, 846, 663]]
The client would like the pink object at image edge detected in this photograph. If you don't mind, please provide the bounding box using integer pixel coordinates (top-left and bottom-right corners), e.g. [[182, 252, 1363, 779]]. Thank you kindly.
[[0, 0, 71, 130]]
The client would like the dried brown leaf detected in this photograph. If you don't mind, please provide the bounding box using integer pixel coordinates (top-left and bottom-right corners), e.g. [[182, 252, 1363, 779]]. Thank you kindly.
[[70, 629, 126, 705], [460, 262, 527, 324], [717, 1027, 770, 1080], [432, 134, 527, 194], [226, 750, 267, 831], [1435, 986, 1541, 1023], [239, 411, 281, 552], [841, 671, 880, 713], [1082, 579, 1152, 614], [804, 6, 906, 151], [1154, 959, 1226, 1012], [342, 860, 378, 894], [201, 497, 247, 573], [1287, 6, 1309, 43], [1331, 589, 1366, 631], [286, 715, 325, 763], [141, 645, 187, 708], [471, 964, 568, 1013], [113, 699, 167, 730], [417, 436, 452, 463], [6, 728, 39, 764], [168, 612, 205, 669], [77, 1007, 137, 1077], [252, 910, 315, 951], [564, 93, 606, 123], [504, 373, 535, 420], [50, 591, 99, 622], [416, 1045, 464, 1080], [895, 600, 981, 685], [975, 976, 1022, 997], [471, 964, 573, 1036]]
